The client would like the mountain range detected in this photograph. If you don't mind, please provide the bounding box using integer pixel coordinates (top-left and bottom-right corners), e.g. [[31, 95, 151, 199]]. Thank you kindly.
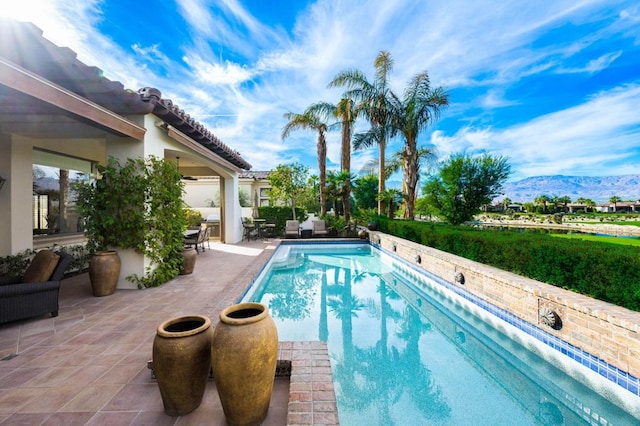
[[500, 174, 640, 204]]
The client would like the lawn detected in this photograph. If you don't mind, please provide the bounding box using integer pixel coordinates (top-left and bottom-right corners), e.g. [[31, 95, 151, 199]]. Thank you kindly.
[[573, 221, 640, 227], [549, 233, 640, 247]]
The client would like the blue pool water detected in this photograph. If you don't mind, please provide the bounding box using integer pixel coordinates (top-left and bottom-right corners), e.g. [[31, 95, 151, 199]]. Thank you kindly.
[[242, 243, 640, 425]]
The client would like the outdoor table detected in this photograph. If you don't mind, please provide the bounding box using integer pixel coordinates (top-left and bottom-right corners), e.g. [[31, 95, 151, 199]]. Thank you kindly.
[[253, 219, 266, 239]]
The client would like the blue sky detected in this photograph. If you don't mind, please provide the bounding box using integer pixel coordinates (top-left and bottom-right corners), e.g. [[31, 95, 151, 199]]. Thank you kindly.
[[3, 0, 639, 182]]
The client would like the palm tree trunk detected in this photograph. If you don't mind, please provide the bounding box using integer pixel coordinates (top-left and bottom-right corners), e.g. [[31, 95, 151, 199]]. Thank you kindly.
[[404, 139, 418, 220], [378, 132, 386, 215], [318, 132, 327, 216], [342, 114, 352, 224]]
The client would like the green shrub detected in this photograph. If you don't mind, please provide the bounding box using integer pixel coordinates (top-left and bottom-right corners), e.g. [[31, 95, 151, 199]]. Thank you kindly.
[[377, 218, 640, 311], [184, 208, 203, 227], [257, 206, 308, 236]]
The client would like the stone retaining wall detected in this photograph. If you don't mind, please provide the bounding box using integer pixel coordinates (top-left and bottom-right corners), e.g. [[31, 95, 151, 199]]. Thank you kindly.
[[369, 231, 640, 385]]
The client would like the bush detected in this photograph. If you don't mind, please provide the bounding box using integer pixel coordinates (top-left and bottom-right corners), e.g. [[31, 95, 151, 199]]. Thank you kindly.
[[377, 218, 640, 311], [257, 206, 308, 236], [184, 208, 203, 227]]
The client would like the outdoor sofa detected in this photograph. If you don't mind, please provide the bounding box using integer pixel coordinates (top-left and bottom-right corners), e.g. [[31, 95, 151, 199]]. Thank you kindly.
[[0, 249, 73, 324]]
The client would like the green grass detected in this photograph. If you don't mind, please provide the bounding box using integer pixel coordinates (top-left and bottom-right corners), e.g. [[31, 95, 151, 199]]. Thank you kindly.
[[574, 221, 640, 227], [549, 233, 640, 246]]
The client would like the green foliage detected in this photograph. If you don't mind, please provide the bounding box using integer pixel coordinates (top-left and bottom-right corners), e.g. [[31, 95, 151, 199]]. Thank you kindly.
[[74, 156, 186, 288], [0, 244, 92, 276], [0, 249, 36, 276], [298, 175, 321, 213], [353, 174, 378, 210], [377, 218, 640, 311], [184, 208, 203, 227], [238, 188, 251, 207], [267, 163, 309, 219], [422, 153, 511, 225], [257, 206, 308, 236]]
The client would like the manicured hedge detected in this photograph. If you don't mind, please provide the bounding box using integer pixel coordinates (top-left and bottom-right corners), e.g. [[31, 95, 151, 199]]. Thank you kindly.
[[257, 206, 308, 236], [378, 219, 640, 311]]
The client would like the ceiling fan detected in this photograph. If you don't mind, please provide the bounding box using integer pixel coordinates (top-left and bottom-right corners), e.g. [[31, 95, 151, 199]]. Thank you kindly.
[[176, 157, 197, 180]]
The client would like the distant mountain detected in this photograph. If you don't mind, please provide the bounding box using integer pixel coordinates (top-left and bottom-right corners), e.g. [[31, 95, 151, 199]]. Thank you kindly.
[[501, 174, 640, 204]]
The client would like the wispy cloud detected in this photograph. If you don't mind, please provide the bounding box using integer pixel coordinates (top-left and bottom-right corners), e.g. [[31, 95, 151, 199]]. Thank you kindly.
[[6, 0, 640, 180]]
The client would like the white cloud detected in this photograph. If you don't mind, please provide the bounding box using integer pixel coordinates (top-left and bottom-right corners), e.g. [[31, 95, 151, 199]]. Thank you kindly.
[[433, 83, 640, 180]]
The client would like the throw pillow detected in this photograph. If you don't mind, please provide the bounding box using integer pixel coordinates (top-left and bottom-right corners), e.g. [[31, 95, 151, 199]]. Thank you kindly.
[[22, 250, 60, 283]]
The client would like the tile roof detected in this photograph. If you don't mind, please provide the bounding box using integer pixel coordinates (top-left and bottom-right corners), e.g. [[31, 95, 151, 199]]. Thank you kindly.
[[239, 171, 271, 180], [0, 19, 251, 170]]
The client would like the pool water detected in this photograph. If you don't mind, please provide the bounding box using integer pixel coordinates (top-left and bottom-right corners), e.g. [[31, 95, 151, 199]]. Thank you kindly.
[[243, 243, 640, 425]]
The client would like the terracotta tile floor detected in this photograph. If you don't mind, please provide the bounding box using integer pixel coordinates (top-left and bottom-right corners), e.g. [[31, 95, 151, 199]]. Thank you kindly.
[[0, 239, 293, 425]]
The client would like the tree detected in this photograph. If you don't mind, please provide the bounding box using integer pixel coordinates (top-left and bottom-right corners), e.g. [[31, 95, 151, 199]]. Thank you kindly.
[[307, 98, 357, 223], [353, 174, 379, 210], [609, 195, 621, 212], [282, 107, 329, 216], [267, 163, 309, 219], [534, 195, 551, 214], [576, 197, 596, 212], [330, 50, 395, 215], [385, 146, 438, 219], [389, 71, 448, 220], [422, 153, 511, 225]]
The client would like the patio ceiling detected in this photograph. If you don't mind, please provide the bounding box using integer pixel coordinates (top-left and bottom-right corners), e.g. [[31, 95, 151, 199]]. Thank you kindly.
[[0, 19, 151, 140]]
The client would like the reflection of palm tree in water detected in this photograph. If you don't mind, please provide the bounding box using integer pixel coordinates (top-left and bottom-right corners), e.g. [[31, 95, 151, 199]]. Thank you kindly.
[[333, 271, 451, 423]]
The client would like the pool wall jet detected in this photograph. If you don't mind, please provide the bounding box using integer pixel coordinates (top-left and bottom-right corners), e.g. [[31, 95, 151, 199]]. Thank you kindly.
[[369, 231, 640, 399]]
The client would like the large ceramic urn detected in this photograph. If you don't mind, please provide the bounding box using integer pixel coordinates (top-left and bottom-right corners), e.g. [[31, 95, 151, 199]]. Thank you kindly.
[[89, 250, 120, 297], [211, 302, 278, 426], [179, 247, 197, 275], [153, 315, 213, 416]]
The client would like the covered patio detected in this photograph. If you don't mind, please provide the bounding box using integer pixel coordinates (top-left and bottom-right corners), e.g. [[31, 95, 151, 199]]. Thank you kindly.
[[0, 239, 338, 425]]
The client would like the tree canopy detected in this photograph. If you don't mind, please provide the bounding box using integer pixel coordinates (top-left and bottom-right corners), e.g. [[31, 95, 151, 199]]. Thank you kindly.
[[422, 153, 511, 225]]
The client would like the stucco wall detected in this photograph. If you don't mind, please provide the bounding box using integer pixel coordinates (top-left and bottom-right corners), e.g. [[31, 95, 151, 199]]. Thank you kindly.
[[368, 231, 640, 382]]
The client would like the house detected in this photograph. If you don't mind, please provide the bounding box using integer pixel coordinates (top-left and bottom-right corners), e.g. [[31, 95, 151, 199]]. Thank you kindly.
[[0, 19, 252, 288]]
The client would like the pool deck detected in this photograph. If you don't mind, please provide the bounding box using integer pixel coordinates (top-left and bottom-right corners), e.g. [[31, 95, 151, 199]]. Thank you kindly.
[[0, 239, 339, 425]]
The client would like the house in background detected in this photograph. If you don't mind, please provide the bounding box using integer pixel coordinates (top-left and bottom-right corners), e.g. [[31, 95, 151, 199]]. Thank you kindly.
[[0, 19, 252, 288]]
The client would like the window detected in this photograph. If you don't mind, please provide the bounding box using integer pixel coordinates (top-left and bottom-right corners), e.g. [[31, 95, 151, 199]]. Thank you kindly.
[[32, 149, 95, 236]]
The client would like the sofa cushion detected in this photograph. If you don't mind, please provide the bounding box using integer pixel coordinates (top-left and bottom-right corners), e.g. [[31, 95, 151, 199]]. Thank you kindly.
[[22, 250, 60, 283]]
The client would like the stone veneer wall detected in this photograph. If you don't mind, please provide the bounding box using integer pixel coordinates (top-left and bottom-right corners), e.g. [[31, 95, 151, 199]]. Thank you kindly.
[[368, 231, 640, 383]]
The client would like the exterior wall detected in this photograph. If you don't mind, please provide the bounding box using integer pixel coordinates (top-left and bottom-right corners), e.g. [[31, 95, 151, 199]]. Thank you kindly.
[[0, 134, 108, 256], [369, 231, 640, 383]]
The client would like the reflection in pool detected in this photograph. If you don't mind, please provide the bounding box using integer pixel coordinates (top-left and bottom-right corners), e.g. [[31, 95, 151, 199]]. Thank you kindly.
[[243, 243, 639, 425]]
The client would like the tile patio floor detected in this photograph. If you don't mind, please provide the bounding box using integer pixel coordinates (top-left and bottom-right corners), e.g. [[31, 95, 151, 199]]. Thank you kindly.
[[0, 239, 326, 425]]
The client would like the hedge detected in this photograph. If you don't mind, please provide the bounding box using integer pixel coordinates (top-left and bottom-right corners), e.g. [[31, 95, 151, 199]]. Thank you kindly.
[[378, 218, 640, 311]]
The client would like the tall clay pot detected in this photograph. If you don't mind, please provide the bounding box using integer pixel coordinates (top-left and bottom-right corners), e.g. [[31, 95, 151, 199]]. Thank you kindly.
[[211, 302, 278, 426], [180, 247, 197, 275], [153, 315, 213, 416], [89, 250, 121, 297]]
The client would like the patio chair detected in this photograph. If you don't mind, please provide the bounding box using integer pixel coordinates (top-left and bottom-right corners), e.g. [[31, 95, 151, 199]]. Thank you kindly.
[[199, 226, 211, 251], [263, 217, 277, 238], [241, 217, 256, 241], [0, 249, 74, 323], [312, 220, 329, 237], [185, 228, 204, 253], [285, 220, 300, 238]]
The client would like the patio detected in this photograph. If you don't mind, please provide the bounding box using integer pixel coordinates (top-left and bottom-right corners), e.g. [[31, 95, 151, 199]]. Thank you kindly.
[[0, 239, 338, 425]]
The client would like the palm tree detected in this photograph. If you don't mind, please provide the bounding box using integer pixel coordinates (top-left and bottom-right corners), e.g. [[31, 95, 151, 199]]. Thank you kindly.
[[385, 146, 439, 219], [389, 72, 448, 220], [534, 194, 550, 214], [282, 107, 329, 216], [330, 51, 395, 215], [307, 98, 357, 223], [609, 195, 621, 212]]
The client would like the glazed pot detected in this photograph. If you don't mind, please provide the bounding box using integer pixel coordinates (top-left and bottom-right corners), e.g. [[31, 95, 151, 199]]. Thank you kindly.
[[211, 302, 278, 426], [153, 315, 213, 416], [89, 250, 120, 296], [179, 247, 197, 275]]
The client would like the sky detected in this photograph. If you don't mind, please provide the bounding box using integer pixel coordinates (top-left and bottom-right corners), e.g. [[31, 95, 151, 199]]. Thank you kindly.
[[2, 0, 639, 183]]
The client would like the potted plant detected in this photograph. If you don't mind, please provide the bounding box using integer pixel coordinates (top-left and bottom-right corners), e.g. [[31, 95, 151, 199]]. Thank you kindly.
[[74, 156, 186, 291]]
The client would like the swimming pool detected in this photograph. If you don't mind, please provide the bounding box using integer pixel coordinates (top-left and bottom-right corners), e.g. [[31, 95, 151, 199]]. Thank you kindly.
[[242, 242, 640, 425]]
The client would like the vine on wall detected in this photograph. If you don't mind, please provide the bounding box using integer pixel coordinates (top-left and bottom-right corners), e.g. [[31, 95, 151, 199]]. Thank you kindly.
[[75, 156, 186, 288]]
